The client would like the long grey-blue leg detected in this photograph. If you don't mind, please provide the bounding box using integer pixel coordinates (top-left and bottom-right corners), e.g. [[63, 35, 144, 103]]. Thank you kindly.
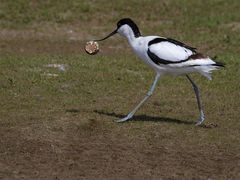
[[186, 75, 205, 125], [116, 74, 160, 123]]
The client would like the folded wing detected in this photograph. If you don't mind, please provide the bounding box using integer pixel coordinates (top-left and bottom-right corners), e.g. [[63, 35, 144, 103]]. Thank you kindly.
[[147, 37, 197, 65]]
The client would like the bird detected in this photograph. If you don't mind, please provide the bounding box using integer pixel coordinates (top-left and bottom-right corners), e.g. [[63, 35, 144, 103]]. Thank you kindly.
[[94, 18, 224, 125]]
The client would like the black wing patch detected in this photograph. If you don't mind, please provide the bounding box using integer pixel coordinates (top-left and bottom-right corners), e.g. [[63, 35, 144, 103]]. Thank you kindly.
[[148, 38, 197, 53], [147, 37, 197, 65], [147, 49, 189, 65], [166, 38, 197, 52]]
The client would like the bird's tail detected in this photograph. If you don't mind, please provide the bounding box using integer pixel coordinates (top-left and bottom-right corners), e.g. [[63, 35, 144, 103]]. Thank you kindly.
[[195, 59, 225, 80], [212, 61, 225, 68]]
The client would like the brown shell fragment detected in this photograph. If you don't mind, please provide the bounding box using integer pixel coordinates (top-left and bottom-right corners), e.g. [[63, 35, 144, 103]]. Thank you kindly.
[[85, 41, 99, 55]]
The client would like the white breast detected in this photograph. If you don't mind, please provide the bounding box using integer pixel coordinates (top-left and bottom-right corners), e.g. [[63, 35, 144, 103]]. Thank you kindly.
[[129, 36, 165, 72]]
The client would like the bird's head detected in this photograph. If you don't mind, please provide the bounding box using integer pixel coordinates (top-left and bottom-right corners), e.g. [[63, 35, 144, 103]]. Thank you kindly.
[[95, 18, 141, 41]]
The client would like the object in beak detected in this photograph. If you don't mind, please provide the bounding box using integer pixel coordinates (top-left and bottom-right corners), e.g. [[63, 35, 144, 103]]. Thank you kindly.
[[95, 29, 117, 41], [85, 41, 99, 55]]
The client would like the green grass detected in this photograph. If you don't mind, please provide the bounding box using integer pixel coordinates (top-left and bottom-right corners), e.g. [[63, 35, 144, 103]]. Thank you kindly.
[[0, 0, 240, 179]]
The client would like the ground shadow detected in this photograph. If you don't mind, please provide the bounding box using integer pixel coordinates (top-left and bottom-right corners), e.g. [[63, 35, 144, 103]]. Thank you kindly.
[[94, 110, 218, 128], [65, 109, 81, 113], [65, 109, 215, 128], [94, 110, 196, 125]]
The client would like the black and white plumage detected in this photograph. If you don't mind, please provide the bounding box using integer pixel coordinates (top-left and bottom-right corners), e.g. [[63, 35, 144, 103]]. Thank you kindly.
[[147, 37, 196, 64], [95, 18, 224, 125]]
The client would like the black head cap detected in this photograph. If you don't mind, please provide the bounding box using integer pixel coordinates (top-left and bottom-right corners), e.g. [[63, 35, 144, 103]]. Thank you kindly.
[[94, 18, 141, 42], [117, 18, 141, 38]]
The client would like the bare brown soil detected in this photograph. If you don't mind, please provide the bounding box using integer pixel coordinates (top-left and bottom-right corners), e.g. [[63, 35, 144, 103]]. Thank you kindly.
[[1, 112, 239, 180]]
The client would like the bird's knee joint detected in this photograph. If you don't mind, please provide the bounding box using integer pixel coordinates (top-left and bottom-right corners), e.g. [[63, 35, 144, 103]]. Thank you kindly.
[[193, 85, 199, 92], [147, 92, 153, 96]]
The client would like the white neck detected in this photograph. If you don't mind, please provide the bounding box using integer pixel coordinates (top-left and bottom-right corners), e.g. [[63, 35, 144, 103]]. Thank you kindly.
[[127, 29, 137, 43], [118, 25, 139, 43]]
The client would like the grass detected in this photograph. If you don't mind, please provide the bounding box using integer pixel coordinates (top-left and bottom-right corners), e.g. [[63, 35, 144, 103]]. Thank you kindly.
[[0, 0, 240, 179]]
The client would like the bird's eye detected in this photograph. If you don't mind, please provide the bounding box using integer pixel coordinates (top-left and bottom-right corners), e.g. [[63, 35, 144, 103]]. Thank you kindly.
[[117, 22, 122, 27]]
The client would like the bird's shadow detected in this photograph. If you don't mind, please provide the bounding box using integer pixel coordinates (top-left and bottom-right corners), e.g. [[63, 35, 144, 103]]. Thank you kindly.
[[94, 110, 196, 125], [65, 109, 215, 128], [94, 110, 217, 128], [66, 109, 81, 113]]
